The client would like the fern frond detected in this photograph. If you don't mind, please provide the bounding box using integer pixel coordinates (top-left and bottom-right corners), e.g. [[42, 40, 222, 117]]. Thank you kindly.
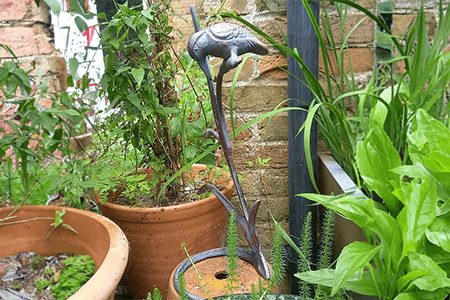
[[298, 211, 312, 299], [178, 272, 188, 300], [270, 223, 286, 286], [226, 210, 239, 291], [318, 208, 335, 270]]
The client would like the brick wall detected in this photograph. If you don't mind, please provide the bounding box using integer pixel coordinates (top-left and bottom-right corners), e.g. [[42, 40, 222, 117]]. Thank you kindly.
[[0, 0, 67, 91], [1, 0, 447, 274], [173, 0, 447, 260], [0, 0, 67, 148]]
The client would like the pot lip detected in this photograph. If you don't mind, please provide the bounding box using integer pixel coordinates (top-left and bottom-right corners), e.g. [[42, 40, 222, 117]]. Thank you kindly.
[[0, 205, 129, 300], [95, 163, 234, 213], [172, 247, 256, 300]]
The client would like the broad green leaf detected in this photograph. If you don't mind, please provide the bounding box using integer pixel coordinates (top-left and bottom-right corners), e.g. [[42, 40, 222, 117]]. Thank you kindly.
[[409, 109, 450, 158], [398, 270, 429, 293], [131, 67, 145, 87], [356, 122, 402, 216], [426, 241, 450, 264], [425, 218, 450, 253], [296, 268, 380, 296], [332, 242, 382, 295], [394, 292, 421, 300], [301, 193, 402, 271], [408, 251, 450, 291], [396, 176, 436, 255]]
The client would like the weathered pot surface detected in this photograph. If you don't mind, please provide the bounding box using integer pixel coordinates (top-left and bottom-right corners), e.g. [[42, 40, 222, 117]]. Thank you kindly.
[[95, 164, 234, 299], [0, 205, 129, 300], [168, 247, 277, 300]]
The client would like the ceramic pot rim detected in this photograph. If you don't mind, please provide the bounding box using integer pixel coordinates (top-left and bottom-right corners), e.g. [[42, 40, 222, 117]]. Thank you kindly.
[[172, 247, 256, 300], [0, 205, 129, 300], [95, 164, 234, 216]]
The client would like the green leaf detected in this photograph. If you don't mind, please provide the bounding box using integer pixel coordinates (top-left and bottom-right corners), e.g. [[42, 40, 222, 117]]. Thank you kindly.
[[127, 94, 140, 108], [394, 292, 422, 300], [425, 218, 450, 253], [410, 109, 450, 158], [131, 67, 145, 87], [54, 209, 65, 227], [68, 58, 79, 79], [407, 251, 450, 291], [356, 121, 402, 216], [49, 128, 63, 153], [332, 242, 382, 295], [398, 270, 429, 293], [74, 16, 88, 33], [61, 109, 82, 125], [43, 0, 61, 16], [296, 269, 380, 296], [396, 175, 437, 255], [300, 193, 403, 272], [109, 39, 120, 50]]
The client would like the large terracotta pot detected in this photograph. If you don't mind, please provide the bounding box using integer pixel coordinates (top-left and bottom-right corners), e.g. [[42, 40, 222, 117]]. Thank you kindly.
[[167, 248, 277, 300], [95, 164, 234, 299], [0, 205, 129, 300]]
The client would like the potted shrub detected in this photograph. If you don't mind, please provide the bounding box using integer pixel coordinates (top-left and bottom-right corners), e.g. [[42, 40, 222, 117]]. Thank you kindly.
[[0, 205, 129, 300], [91, 1, 234, 298]]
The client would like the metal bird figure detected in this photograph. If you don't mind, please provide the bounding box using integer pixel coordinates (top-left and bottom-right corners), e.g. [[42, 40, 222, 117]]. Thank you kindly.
[[188, 23, 269, 80], [188, 6, 271, 280]]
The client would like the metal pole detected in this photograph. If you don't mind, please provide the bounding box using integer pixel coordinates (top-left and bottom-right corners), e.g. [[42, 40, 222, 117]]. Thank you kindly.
[[287, 0, 320, 295]]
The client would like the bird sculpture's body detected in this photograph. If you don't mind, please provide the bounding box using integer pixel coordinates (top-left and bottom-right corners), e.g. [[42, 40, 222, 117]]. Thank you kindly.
[[188, 23, 268, 79]]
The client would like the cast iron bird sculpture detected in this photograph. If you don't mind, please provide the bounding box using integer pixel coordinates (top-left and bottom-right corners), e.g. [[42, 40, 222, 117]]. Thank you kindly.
[[188, 6, 271, 280]]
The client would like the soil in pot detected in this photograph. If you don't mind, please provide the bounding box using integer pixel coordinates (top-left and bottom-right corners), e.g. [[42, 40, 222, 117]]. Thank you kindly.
[[0, 252, 95, 300]]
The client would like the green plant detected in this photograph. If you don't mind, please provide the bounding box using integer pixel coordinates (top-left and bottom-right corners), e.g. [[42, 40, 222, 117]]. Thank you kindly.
[[93, 0, 217, 206], [146, 288, 164, 300], [12, 281, 22, 291], [275, 209, 345, 300], [226, 0, 450, 196], [33, 255, 95, 298], [50, 255, 96, 300], [35, 278, 51, 292], [226, 210, 239, 293], [30, 254, 46, 270], [296, 109, 450, 299]]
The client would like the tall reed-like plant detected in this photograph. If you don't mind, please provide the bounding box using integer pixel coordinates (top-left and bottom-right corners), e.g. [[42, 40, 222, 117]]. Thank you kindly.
[[226, 0, 450, 195]]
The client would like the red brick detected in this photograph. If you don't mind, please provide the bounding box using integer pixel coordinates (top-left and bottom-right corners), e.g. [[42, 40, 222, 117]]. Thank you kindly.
[[260, 54, 288, 79], [0, 26, 55, 57], [0, 0, 30, 21], [319, 48, 374, 74], [320, 13, 374, 45], [393, 14, 437, 40]]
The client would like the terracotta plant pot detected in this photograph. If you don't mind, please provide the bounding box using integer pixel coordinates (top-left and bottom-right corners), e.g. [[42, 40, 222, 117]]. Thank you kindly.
[[167, 247, 277, 300], [0, 205, 129, 300], [95, 164, 234, 299]]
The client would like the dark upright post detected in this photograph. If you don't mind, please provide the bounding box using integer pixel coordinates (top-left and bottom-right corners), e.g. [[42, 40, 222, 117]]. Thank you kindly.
[[287, 0, 320, 295]]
